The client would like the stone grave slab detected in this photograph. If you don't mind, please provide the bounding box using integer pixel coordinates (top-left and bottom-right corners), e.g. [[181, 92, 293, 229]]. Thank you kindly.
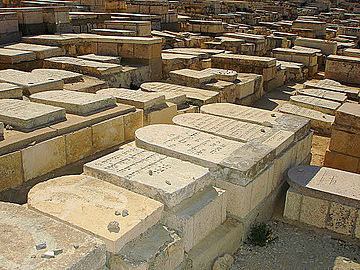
[[169, 69, 215, 85], [0, 69, 64, 95], [4, 43, 63, 59], [0, 99, 66, 131], [297, 88, 347, 103], [84, 144, 210, 208], [0, 83, 23, 99], [335, 102, 360, 130], [279, 103, 334, 135], [201, 68, 238, 82], [140, 82, 219, 106], [28, 175, 164, 253], [288, 165, 360, 208], [44, 57, 123, 76], [96, 88, 165, 111], [304, 79, 359, 100], [0, 201, 106, 270], [78, 54, 121, 64], [173, 113, 294, 155], [0, 48, 36, 64], [31, 69, 83, 84], [290, 95, 341, 115], [135, 124, 276, 185], [200, 103, 310, 141], [29, 90, 116, 116]]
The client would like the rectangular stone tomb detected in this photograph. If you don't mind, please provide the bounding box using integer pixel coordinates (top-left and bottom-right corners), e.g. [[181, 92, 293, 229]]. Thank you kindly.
[[335, 102, 360, 131], [172, 113, 294, 156], [0, 99, 66, 131], [29, 90, 116, 116], [0, 82, 23, 99], [304, 79, 359, 100], [84, 144, 210, 208], [290, 95, 341, 115], [200, 103, 310, 141], [0, 69, 64, 95], [28, 175, 164, 253], [297, 88, 347, 103], [279, 103, 334, 136], [284, 165, 360, 239], [0, 201, 106, 270], [96, 88, 165, 111], [135, 124, 276, 185], [140, 82, 219, 106]]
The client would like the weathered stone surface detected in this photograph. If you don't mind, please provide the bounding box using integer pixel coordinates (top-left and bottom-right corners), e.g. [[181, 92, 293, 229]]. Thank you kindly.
[[325, 55, 360, 85], [304, 79, 359, 100], [0, 69, 64, 95], [0, 122, 3, 139], [0, 201, 106, 270], [28, 175, 164, 253], [335, 102, 360, 130], [4, 43, 63, 59], [135, 124, 275, 185], [200, 103, 310, 141], [279, 103, 334, 135], [78, 54, 121, 64], [300, 195, 329, 228], [173, 113, 294, 155], [0, 151, 23, 191], [141, 82, 219, 106], [0, 82, 23, 99], [97, 88, 165, 111], [202, 68, 238, 82], [288, 165, 360, 208], [29, 90, 116, 116], [297, 88, 347, 103], [110, 224, 184, 270], [31, 69, 83, 84], [169, 69, 215, 86], [290, 95, 341, 115], [0, 99, 66, 131], [0, 48, 36, 64], [84, 144, 210, 208]]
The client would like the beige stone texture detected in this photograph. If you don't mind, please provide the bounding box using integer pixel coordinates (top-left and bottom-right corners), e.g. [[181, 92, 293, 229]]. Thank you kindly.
[[123, 109, 143, 142], [355, 209, 360, 239], [250, 166, 272, 211], [92, 115, 125, 153], [324, 150, 360, 174], [143, 102, 177, 126], [65, 127, 92, 164], [300, 195, 329, 228], [283, 189, 302, 221], [0, 151, 23, 191], [326, 202, 357, 236], [21, 136, 66, 181], [28, 175, 164, 253]]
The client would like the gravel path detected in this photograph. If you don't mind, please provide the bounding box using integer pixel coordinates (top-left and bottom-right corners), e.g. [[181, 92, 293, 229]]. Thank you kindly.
[[231, 220, 360, 270]]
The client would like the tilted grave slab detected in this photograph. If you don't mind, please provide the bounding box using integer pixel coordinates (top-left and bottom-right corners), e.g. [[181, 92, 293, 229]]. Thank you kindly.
[[97, 88, 165, 111], [29, 90, 116, 116], [0, 99, 66, 131], [297, 88, 347, 103], [140, 82, 219, 106], [0, 69, 64, 95], [279, 103, 334, 136], [0, 83, 23, 99], [31, 69, 83, 84], [304, 79, 359, 100], [0, 201, 106, 270], [4, 43, 63, 59], [28, 175, 164, 253], [0, 48, 36, 64], [290, 95, 341, 115]]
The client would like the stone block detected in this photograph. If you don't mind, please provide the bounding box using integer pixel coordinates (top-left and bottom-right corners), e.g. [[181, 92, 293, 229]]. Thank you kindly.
[[0, 151, 23, 191], [290, 95, 341, 115], [300, 195, 329, 228], [123, 109, 143, 141], [283, 188, 302, 221], [329, 128, 360, 158], [0, 48, 36, 64], [4, 43, 63, 60], [297, 89, 347, 103], [65, 127, 92, 164], [21, 136, 66, 181], [31, 69, 83, 84], [92, 115, 125, 153], [326, 202, 357, 236], [325, 55, 360, 85], [0, 83, 23, 99], [324, 150, 360, 173], [335, 103, 360, 130], [28, 175, 163, 253], [143, 102, 177, 126]]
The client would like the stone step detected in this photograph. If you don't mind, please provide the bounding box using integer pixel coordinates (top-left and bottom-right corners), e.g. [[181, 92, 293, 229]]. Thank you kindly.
[[28, 175, 164, 253], [109, 224, 184, 270], [29, 90, 117, 116], [284, 165, 360, 239], [83, 143, 211, 209], [0, 201, 106, 269], [187, 218, 244, 270], [290, 95, 341, 115], [279, 103, 334, 136], [297, 88, 347, 103], [163, 186, 227, 252]]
